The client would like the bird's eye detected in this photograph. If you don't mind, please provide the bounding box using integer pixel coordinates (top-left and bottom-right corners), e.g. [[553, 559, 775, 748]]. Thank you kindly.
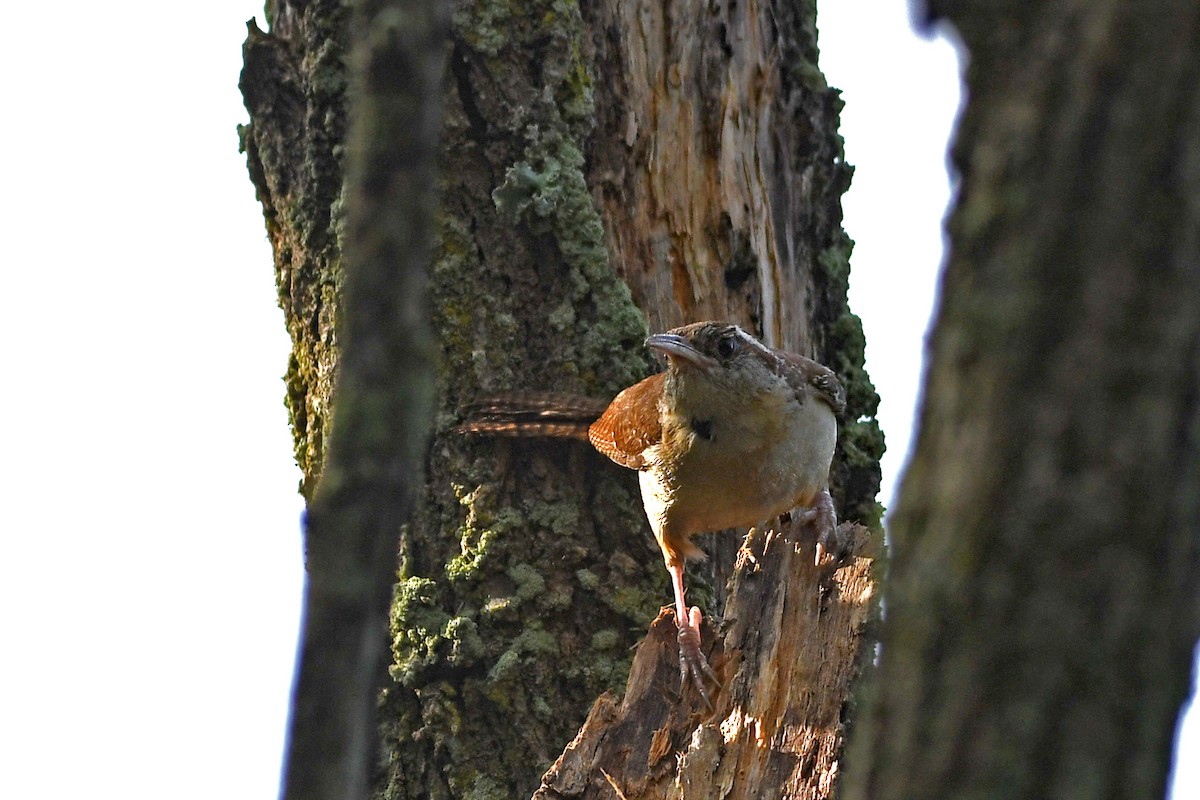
[[716, 335, 738, 359]]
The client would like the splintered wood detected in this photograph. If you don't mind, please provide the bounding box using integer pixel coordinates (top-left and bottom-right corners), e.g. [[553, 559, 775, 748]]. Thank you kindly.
[[532, 519, 876, 800]]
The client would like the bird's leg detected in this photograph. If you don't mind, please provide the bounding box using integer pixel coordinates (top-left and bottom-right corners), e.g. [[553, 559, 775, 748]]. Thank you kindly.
[[807, 489, 839, 565], [668, 561, 718, 708]]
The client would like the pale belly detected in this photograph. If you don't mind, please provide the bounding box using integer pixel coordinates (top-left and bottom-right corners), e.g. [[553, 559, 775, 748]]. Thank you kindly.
[[641, 397, 837, 537]]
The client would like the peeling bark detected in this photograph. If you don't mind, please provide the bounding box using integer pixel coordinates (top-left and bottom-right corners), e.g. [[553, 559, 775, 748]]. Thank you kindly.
[[587, 0, 826, 340]]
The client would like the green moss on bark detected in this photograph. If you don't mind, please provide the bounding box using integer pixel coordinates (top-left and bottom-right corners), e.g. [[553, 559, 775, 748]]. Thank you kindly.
[[823, 233, 885, 531], [240, 2, 352, 498]]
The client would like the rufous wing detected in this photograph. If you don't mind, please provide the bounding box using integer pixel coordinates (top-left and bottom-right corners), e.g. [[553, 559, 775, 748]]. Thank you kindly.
[[588, 373, 664, 470]]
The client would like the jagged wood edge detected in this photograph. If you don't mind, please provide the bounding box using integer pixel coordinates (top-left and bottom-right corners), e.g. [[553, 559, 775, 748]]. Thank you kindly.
[[534, 519, 877, 800]]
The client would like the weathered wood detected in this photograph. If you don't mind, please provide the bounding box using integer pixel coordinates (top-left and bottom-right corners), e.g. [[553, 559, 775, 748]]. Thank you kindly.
[[585, 1, 830, 343], [535, 519, 875, 800]]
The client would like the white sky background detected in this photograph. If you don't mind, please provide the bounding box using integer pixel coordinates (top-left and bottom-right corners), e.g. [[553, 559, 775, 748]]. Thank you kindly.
[[0, 1, 1193, 798]]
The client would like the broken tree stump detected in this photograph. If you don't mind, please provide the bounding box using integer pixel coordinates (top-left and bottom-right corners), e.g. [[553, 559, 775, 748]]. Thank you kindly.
[[534, 517, 877, 800]]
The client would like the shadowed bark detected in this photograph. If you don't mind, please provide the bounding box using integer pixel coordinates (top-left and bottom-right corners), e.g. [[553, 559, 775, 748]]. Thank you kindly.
[[843, 3, 1200, 799]]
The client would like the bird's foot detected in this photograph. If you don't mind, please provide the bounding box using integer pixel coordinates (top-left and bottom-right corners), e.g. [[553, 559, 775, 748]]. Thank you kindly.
[[677, 606, 719, 709], [817, 524, 852, 565], [806, 490, 839, 566]]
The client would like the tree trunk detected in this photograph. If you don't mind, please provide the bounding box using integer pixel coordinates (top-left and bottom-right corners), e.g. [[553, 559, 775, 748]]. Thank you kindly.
[[239, 0, 348, 501], [252, 2, 449, 798], [240, 2, 882, 799], [843, 3, 1200, 799]]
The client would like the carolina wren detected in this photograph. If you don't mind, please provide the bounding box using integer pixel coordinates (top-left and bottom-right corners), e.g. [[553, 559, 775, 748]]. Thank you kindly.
[[460, 321, 845, 703]]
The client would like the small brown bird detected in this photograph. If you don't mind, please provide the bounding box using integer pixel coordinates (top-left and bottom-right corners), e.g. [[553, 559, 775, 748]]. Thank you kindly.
[[461, 321, 845, 702]]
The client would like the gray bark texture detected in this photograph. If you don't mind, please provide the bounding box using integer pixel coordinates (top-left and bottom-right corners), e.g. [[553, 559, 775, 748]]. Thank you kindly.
[[240, 2, 883, 799], [843, 3, 1200, 799]]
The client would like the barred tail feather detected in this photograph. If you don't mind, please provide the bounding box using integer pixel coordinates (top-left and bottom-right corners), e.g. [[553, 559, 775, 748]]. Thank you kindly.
[[456, 392, 610, 441]]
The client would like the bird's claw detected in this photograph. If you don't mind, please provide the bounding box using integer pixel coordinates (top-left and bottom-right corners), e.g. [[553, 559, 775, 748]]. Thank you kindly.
[[807, 490, 839, 566], [677, 607, 719, 709], [815, 525, 842, 566]]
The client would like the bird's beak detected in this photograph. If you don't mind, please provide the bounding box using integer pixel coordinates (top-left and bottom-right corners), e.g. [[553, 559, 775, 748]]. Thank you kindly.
[[646, 333, 717, 370]]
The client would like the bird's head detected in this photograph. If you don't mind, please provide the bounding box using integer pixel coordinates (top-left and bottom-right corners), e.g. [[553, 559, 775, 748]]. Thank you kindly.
[[646, 321, 786, 414]]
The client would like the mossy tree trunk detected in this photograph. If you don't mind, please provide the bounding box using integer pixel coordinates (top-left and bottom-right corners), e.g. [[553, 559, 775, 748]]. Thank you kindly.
[[842, 3, 1200, 799], [240, 0, 348, 501], [241, 2, 881, 799]]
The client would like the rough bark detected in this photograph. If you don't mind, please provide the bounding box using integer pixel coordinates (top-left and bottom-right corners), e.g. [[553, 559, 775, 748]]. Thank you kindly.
[[240, 2, 882, 799], [277, 2, 448, 799], [843, 3, 1200, 799], [240, 0, 349, 499]]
